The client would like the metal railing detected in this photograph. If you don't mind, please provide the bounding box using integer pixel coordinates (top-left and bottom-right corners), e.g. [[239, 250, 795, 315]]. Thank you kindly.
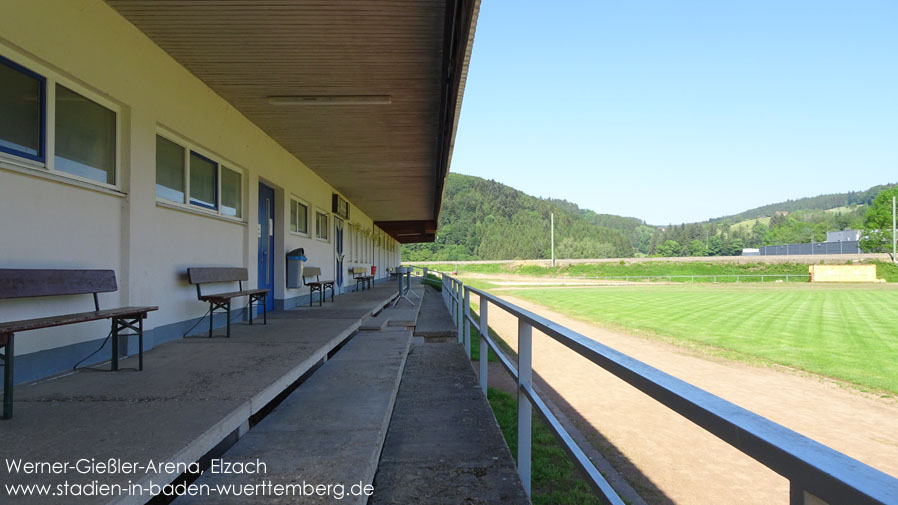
[[577, 273, 811, 283], [419, 267, 898, 505]]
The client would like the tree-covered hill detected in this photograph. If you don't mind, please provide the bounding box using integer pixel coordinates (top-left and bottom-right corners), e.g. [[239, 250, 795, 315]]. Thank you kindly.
[[402, 174, 897, 260], [402, 173, 644, 261], [711, 184, 896, 223]]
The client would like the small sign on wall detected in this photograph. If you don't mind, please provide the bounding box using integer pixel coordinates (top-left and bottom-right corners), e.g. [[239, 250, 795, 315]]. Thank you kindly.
[[333, 194, 350, 219]]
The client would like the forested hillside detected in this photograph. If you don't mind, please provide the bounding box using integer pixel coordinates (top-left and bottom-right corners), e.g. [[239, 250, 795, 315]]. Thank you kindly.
[[402, 174, 644, 261], [649, 207, 868, 257], [402, 174, 895, 260], [711, 185, 894, 223]]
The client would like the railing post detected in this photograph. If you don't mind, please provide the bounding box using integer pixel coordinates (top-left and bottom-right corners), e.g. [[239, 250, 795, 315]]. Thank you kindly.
[[479, 299, 488, 394], [517, 319, 532, 496], [463, 288, 471, 357], [790, 481, 830, 505], [451, 280, 457, 320], [457, 281, 464, 344]]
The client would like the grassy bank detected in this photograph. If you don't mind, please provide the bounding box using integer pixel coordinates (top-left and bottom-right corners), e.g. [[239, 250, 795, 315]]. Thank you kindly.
[[487, 388, 605, 505], [508, 284, 898, 395], [422, 272, 442, 291]]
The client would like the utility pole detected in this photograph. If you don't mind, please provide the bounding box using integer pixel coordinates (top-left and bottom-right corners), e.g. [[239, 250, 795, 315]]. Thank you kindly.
[[550, 213, 555, 267], [892, 196, 896, 264]]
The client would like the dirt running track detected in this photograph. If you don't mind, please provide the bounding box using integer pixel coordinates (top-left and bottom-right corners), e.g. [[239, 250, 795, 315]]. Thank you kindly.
[[475, 293, 898, 505]]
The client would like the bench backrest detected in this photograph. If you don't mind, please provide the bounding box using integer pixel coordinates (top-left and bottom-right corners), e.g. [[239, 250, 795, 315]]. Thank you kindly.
[[0, 269, 117, 299], [187, 267, 249, 285], [303, 266, 322, 278], [350, 267, 366, 275]]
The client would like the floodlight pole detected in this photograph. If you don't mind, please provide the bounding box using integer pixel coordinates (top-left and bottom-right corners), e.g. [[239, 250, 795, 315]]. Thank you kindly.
[[550, 212, 555, 267]]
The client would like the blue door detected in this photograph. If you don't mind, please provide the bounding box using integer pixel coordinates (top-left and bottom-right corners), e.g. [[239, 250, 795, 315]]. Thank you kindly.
[[258, 183, 275, 312]]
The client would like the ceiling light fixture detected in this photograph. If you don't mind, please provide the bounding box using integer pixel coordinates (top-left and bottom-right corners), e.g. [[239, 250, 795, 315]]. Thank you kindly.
[[268, 95, 391, 105]]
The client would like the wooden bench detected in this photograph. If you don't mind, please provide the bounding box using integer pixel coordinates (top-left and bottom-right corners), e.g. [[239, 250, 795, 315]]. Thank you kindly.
[[0, 269, 157, 419], [302, 267, 335, 306], [350, 267, 374, 291], [187, 267, 269, 338]]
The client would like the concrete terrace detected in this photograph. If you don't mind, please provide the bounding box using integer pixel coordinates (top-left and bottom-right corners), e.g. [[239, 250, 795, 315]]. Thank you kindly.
[[2, 278, 528, 504]]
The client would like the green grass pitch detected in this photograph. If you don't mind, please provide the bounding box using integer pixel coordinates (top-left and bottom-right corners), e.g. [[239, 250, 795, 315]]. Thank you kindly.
[[507, 284, 898, 395]]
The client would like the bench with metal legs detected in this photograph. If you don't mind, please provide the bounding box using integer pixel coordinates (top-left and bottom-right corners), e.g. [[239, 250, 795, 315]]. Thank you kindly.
[[188, 267, 270, 338], [0, 269, 157, 419], [302, 266, 335, 306]]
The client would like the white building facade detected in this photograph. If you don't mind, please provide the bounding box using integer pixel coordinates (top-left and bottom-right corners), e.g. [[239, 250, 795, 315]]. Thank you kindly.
[[0, 0, 476, 383]]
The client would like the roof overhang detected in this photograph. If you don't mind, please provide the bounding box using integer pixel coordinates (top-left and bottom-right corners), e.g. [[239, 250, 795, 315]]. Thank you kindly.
[[376, 220, 440, 244], [107, 0, 479, 243]]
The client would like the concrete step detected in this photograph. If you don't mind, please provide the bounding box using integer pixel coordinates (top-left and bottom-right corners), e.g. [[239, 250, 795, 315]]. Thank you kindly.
[[175, 328, 413, 505], [385, 287, 425, 327], [358, 286, 425, 330], [360, 313, 390, 330], [370, 342, 529, 504], [413, 287, 457, 339]]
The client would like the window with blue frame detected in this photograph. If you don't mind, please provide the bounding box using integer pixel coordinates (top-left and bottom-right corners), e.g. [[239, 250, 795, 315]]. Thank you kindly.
[[0, 55, 45, 162], [154, 132, 244, 218], [0, 53, 119, 188]]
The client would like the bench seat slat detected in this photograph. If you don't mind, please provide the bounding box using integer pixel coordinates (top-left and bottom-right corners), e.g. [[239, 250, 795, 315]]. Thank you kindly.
[[0, 306, 158, 335], [0, 269, 118, 299], [198, 288, 269, 301]]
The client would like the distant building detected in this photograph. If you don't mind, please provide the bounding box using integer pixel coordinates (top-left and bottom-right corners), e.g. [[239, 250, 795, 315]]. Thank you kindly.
[[742, 248, 760, 256], [775, 211, 789, 216], [826, 230, 861, 243], [756, 229, 864, 256]]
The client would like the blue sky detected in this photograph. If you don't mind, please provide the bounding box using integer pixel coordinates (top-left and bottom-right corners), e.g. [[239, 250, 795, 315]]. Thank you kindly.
[[450, 1, 898, 225]]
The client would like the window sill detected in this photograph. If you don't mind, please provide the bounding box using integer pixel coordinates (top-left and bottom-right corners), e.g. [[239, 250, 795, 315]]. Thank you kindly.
[[315, 237, 330, 243], [155, 199, 247, 226], [0, 158, 126, 198], [289, 230, 311, 238]]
